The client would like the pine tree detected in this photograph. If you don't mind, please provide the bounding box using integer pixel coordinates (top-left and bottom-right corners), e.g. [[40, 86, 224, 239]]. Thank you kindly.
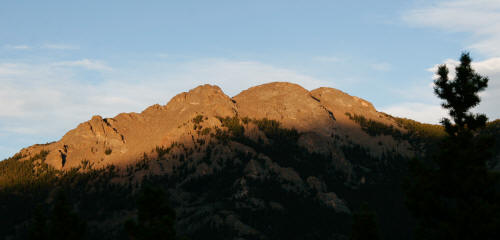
[[48, 190, 87, 240], [27, 205, 48, 240], [405, 53, 500, 239], [350, 202, 380, 240], [125, 184, 177, 240], [27, 191, 86, 240]]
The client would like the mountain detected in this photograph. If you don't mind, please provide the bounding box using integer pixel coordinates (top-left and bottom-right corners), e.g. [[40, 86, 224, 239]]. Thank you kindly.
[[2, 82, 494, 239], [17, 82, 419, 170]]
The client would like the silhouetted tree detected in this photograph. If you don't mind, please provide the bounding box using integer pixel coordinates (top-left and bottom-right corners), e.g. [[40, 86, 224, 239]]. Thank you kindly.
[[350, 202, 380, 240], [125, 184, 177, 240], [406, 53, 500, 239]]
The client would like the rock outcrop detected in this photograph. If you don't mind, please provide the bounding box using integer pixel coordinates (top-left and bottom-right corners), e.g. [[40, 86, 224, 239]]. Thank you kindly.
[[17, 82, 413, 170]]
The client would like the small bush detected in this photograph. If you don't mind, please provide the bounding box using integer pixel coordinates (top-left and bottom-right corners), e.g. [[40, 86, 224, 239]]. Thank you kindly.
[[192, 115, 204, 124], [155, 146, 170, 159], [253, 118, 299, 143], [105, 148, 112, 155], [217, 116, 244, 138], [201, 127, 211, 136], [241, 117, 250, 124], [345, 112, 401, 138]]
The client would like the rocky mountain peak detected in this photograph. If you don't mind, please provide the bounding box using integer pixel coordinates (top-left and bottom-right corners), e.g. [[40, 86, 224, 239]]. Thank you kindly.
[[234, 82, 333, 132], [235, 82, 309, 97], [16, 82, 414, 170], [167, 84, 226, 105], [166, 84, 236, 118], [311, 87, 376, 113]]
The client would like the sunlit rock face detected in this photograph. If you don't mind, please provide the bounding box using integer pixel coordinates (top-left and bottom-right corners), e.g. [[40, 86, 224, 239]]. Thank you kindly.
[[18, 82, 411, 170], [234, 82, 334, 133], [18, 84, 236, 169]]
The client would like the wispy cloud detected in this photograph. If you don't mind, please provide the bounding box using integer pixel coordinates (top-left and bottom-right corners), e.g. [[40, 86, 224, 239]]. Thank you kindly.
[[382, 56, 500, 124], [313, 56, 341, 63], [403, 0, 500, 56], [52, 59, 113, 71], [427, 56, 500, 119], [0, 58, 327, 119], [42, 44, 79, 50], [0, 58, 329, 159], [382, 102, 447, 124], [398, 0, 500, 123], [370, 62, 392, 72], [427, 57, 500, 80], [3, 43, 79, 51], [0, 63, 25, 75], [156, 53, 169, 58], [174, 59, 329, 96], [4, 45, 31, 50]]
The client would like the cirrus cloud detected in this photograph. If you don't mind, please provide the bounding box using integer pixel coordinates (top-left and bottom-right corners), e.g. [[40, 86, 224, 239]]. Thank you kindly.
[[394, 0, 500, 123], [42, 44, 79, 50], [4, 45, 31, 50], [403, 0, 500, 56], [0, 58, 329, 160], [383, 56, 500, 124], [52, 59, 113, 71]]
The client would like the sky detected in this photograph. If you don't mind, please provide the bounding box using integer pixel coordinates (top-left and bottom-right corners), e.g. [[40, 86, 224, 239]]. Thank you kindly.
[[1, 0, 499, 160]]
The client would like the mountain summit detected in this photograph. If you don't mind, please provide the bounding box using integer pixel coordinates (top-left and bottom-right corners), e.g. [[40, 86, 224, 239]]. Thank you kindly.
[[18, 82, 412, 170]]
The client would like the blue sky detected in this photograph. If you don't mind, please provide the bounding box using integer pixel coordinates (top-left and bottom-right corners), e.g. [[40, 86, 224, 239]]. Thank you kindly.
[[1, 0, 500, 159]]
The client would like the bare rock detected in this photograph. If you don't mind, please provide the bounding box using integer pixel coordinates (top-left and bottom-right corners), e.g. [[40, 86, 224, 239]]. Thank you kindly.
[[234, 82, 334, 134]]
